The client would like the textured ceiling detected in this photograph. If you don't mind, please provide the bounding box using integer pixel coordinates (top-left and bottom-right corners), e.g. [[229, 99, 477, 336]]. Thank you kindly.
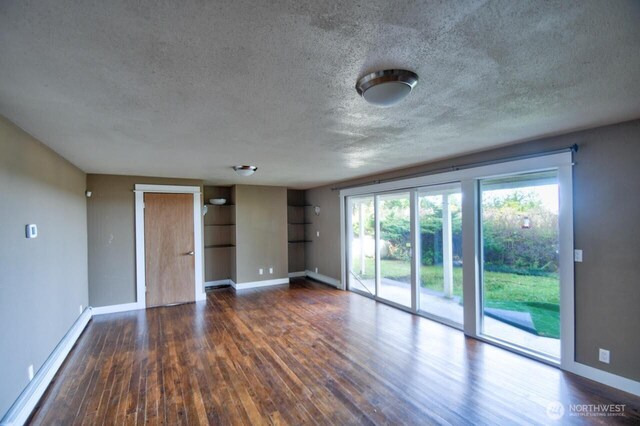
[[1, 1, 639, 188]]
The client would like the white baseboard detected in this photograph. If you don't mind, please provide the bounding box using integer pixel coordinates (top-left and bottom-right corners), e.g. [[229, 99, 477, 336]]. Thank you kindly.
[[205, 279, 234, 287], [232, 277, 289, 290], [288, 271, 306, 278], [91, 302, 143, 316], [567, 362, 640, 397], [305, 270, 342, 288], [0, 308, 92, 426], [196, 289, 207, 302]]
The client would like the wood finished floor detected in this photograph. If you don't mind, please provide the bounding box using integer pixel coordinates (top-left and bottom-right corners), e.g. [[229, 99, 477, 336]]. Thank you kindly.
[[30, 280, 639, 425]]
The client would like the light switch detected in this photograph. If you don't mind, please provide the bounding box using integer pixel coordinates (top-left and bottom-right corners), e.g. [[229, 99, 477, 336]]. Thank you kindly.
[[25, 224, 38, 239], [574, 249, 583, 262]]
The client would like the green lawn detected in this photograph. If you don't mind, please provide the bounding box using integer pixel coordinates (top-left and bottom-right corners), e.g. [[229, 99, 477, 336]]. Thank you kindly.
[[353, 257, 560, 338]]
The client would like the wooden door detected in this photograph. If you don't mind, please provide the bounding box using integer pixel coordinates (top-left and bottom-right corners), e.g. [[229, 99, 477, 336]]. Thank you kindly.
[[144, 193, 195, 307]]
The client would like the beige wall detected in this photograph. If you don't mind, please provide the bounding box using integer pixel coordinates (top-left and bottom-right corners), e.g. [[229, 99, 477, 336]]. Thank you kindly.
[[86, 174, 202, 307], [0, 116, 88, 417], [235, 185, 288, 283], [305, 187, 341, 278], [305, 119, 640, 382]]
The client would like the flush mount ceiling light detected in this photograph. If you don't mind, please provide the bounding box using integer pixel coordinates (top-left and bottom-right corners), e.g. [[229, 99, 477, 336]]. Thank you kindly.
[[233, 165, 258, 176], [356, 69, 419, 107]]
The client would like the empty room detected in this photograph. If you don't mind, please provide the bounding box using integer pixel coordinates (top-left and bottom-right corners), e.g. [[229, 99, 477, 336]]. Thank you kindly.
[[1, 1, 640, 424]]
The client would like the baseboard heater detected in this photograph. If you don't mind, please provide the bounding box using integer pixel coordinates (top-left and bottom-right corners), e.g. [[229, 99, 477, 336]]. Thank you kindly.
[[1, 308, 92, 426]]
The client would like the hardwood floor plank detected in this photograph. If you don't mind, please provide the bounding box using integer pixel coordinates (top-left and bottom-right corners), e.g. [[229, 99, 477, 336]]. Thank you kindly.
[[28, 280, 640, 425]]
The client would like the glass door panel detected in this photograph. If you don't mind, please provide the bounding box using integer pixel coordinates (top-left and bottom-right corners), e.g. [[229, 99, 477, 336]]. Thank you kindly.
[[417, 185, 463, 326], [377, 192, 412, 307], [480, 171, 560, 359], [347, 196, 376, 296]]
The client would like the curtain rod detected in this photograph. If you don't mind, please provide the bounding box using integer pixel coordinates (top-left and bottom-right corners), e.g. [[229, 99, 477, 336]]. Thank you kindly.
[[331, 144, 578, 191]]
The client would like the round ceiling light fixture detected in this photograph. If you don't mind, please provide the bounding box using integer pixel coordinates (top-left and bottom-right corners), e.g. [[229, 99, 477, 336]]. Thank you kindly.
[[233, 165, 258, 176], [356, 69, 419, 107]]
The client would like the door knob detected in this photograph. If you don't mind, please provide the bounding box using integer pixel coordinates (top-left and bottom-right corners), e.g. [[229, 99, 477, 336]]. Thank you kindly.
[[186, 251, 195, 256]]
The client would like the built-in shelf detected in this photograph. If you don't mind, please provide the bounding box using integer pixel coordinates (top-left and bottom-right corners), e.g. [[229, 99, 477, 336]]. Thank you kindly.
[[204, 185, 236, 283], [287, 190, 310, 273]]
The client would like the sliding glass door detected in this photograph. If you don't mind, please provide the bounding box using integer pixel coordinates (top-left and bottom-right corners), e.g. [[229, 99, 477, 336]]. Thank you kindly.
[[377, 192, 412, 308], [479, 171, 561, 359], [345, 171, 561, 345], [347, 196, 376, 296], [343, 153, 572, 365], [417, 184, 463, 326], [346, 186, 464, 320]]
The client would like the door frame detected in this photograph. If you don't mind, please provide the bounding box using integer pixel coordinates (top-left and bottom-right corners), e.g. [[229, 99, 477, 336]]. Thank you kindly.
[[134, 184, 205, 309]]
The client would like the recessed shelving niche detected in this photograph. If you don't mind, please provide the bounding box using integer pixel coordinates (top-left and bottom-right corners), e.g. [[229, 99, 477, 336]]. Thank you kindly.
[[287, 189, 310, 274], [204, 186, 236, 284]]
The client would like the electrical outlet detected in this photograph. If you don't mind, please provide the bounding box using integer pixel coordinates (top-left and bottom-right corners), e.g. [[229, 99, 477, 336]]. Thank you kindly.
[[315, 267, 318, 273], [316, 231, 320, 237], [599, 348, 610, 364], [27, 364, 34, 381], [25, 224, 38, 239], [269, 267, 273, 274], [79, 305, 83, 314], [574, 249, 583, 262], [259, 268, 264, 275]]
